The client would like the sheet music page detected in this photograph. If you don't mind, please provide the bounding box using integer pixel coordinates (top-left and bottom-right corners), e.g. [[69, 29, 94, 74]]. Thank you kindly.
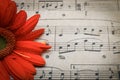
[[14, 0, 120, 79]]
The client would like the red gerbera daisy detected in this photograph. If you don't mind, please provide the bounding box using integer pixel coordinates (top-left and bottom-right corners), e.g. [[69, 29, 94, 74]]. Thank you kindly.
[[0, 0, 51, 80]]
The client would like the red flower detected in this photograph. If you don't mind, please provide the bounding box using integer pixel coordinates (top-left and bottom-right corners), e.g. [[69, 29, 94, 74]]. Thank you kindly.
[[0, 0, 51, 80]]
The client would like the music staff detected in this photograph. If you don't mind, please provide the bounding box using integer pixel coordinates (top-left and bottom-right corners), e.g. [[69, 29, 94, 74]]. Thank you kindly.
[[35, 69, 119, 80], [38, 23, 120, 55], [48, 40, 120, 54], [43, 25, 109, 36], [16, 0, 120, 11], [34, 64, 120, 79], [15, 0, 120, 80]]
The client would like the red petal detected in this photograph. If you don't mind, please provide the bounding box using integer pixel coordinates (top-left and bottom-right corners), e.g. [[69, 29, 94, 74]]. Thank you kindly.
[[15, 14, 40, 36], [2, 1, 16, 27], [0, 0, 16, 27], [4, 54, 28, 80], [0, 0, 10, 26], [12, 53, 36, 75], [0, 61, 10, 80], [17, 28, 44, 41], [15, 41, 43, 53], [28, 75, 34, 80], [2, 60, 21, 80], [16, 41, 51, 50], [10, 10, 27, 30], [14, 50, 46, 66], [38, 43, 51, 49], [16, 48, 43, 55]]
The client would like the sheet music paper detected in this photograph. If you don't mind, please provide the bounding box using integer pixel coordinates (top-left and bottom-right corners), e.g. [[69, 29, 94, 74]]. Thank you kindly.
[[14, 0, 120, 79]]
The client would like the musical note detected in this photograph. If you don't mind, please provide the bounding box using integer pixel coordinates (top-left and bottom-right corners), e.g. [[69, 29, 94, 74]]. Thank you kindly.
[[84, 40, 103, 52], [111, 22, 115, 35], [45, 25, 52, 36], [33, 64, 120, 79], [74, 73, 79, 80], [58, 29, 63, 37], [38, 0, 63, 10], [59, 43, 76, 54], [40, 2, 45, 9], [113, 41, 120, 54], [60, 73, 64, 80], [95, 70, 99, 80], [84, 2, 89, 11], [59, 46, 63, 53], [39, 70, 46, 79], [16, 0, 119, 11], [48, 71, 53, 80], [83, 27, 102, 36], [109, 68, 114, 79], [46, 29, 52, 36], [74, 28, 80, 35], [60, 3, 63, 7], [110, 22, 120, 36], [72, 70, 79, 80], [76, 3, 81, 11], [66, 44, 76, 52], [26, 4, 30, 9], [36, 11, 39, 14], [20, 2, 25, 9], [39, 0, 63, 2]]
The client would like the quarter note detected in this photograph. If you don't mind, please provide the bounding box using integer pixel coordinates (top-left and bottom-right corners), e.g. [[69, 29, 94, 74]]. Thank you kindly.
[[74, 71, 79, 80], [60, 73, 64, 80], [46, 29, 51, 36], [45, 25, 52, 36], [59, 29, 63, 37], [60, 3, 63, 7], [66, 44, 76, 53], [42, 4, 45, 8], [84, 2, 89, 11], [109, 68, 114, 79], [76, 4, 81, 11], [20, 2, 25, 9], [74, 28, 80, 35], [48, 71, 53, 80], [95, 70, 99, 80], [39, 70, 46, 79], [59, 46, 63, 54], [113, 42, 120, 54], [111, 22, 115, 35], [74, 42, 78, 50]]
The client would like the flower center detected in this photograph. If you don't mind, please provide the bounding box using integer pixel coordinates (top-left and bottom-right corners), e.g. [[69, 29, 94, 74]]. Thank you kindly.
[[0, 36, 6, 50], [0, 27, 16, 59]]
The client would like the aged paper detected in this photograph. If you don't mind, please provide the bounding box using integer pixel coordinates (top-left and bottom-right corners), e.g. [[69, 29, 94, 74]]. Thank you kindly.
[[14, 0, 120, 79]]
